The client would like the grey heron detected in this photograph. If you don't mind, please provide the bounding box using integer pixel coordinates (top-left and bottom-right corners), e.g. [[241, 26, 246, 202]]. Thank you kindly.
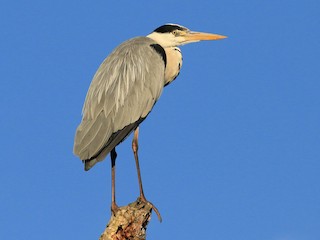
[[73, 24, 226, 221]]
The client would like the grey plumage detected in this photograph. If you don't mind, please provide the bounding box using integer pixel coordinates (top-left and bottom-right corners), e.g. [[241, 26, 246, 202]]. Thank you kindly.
[[73, 24, 226, 221], [73, 24, 226, 174], [74, 37, 165, 170]]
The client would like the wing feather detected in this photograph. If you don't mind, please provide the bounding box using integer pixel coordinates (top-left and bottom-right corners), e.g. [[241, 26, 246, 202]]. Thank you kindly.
[[74, 37, 165, 163]]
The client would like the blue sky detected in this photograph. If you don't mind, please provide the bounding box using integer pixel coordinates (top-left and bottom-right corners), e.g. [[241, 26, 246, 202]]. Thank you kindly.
[[1, 0, 319, 239]]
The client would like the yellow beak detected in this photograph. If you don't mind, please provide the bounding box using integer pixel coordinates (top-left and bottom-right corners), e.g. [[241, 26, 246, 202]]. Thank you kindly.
[[184, 31, 227, 42]]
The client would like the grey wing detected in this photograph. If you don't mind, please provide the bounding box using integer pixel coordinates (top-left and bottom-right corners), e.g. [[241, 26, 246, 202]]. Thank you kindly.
[[73, 37, 165, 167]]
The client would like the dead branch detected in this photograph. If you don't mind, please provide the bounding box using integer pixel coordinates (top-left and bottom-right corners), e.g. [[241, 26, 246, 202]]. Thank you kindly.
[[99, 198, 153, 240]]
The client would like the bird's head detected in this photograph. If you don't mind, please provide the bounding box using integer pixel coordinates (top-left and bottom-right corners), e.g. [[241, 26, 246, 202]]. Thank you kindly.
[[147, 23, 227, 47]]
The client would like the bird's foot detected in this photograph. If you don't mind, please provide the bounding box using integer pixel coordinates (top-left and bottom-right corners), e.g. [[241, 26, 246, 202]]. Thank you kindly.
[[111, 202, 119, 216], [139, 195, 162, 222]]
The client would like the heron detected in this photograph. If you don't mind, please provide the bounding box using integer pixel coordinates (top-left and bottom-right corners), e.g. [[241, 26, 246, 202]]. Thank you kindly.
[[73, 23, 226, 221]]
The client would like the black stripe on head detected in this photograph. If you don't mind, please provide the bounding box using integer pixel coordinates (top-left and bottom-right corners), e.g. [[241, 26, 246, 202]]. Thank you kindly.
[[153, 24, 187, 33], [150, 44, 167, 67]]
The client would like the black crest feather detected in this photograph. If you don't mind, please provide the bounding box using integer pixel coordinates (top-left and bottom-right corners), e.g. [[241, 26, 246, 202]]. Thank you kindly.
[[153, 24, 187, 33]]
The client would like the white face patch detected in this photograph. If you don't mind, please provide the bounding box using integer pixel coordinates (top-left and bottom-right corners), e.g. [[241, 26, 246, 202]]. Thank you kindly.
[[147, 32, 186, 47]]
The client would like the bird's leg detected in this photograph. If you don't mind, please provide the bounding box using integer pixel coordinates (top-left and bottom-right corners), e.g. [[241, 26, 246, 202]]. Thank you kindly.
[[132, 128, 145, 198], [132, 127, 162, 222], [110, 148, 119, 215]]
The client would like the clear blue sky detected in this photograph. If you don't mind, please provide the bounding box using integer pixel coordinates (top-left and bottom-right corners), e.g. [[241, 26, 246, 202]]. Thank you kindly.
[[1, 1, 319, 239]]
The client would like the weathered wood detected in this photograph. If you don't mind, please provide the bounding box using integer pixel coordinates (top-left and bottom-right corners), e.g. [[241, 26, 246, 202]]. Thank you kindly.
[[99, 198, 153, 240]]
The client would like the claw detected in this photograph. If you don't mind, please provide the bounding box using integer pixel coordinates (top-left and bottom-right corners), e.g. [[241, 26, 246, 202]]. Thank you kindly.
[[139, 196, 162, 222]]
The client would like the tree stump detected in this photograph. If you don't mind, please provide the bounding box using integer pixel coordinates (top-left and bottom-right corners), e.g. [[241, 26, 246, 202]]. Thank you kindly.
[[99, 198, 153, 240]]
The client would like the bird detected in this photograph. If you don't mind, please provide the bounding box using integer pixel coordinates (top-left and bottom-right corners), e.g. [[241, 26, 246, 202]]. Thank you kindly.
[[73, 23, 226, 221]]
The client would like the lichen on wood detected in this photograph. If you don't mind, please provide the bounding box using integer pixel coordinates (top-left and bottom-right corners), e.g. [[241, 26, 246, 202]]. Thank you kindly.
[[99, 198, 153, 240]]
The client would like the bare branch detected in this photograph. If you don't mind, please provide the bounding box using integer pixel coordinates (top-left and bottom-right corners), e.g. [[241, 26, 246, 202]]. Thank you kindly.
[[99, 198, 153, 240]]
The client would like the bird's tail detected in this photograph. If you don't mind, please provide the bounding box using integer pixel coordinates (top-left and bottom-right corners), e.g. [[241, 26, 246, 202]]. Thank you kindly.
[[83, 158, 98, 171], [83, 146, 110, 171]]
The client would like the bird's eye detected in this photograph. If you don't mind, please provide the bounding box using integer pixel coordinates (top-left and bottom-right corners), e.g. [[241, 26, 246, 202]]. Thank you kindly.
[[172, 30, 178, 36]]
